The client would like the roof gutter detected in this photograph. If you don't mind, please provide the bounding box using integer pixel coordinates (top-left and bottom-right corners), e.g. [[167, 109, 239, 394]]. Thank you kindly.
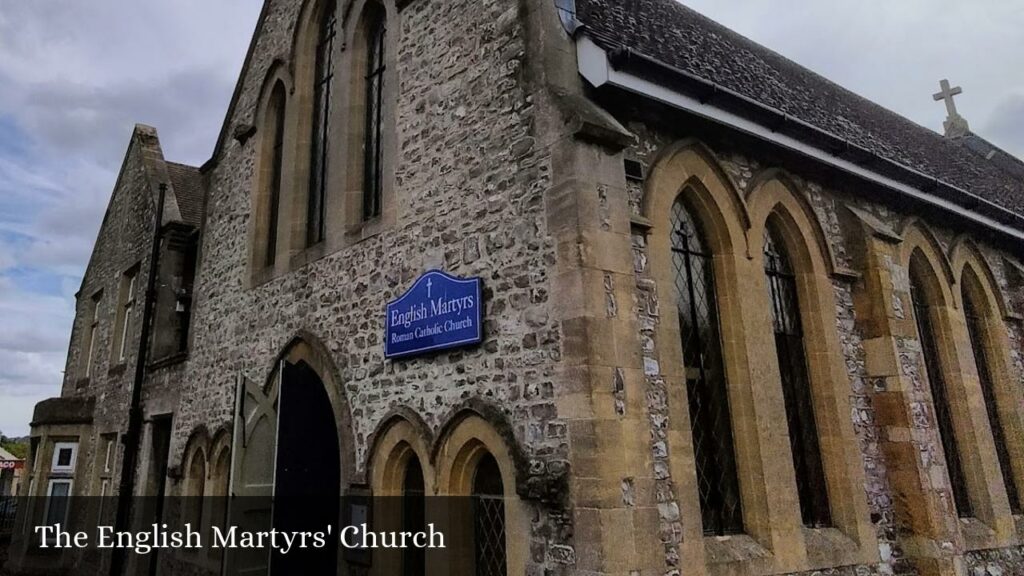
[[576, 35, 1024, 243]]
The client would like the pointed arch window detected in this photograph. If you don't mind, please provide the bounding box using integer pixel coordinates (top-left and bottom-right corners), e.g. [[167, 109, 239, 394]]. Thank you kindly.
[[362, 7, 386, 220], [402, 455, 426, 576], [265, 82, 286, 266], [307, 0, 337, 246], [763, 223, 831, 527], [185, 449, 206, 532], [671, 197, 743, 536], [962, 279, 1022, 514], [472, 453, 506, 576], [910, 263, 973, 517]]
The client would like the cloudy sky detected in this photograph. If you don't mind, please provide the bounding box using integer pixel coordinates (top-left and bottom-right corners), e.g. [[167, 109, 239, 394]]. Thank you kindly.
[[0, 0, 1021, 436]]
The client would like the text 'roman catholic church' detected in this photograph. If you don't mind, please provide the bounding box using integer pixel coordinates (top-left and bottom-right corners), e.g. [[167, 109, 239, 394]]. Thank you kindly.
[[8, 0, 1024, 575]]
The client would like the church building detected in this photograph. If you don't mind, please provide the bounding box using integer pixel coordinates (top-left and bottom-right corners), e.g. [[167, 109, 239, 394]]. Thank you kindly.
[[7, 0, 1024, 575]]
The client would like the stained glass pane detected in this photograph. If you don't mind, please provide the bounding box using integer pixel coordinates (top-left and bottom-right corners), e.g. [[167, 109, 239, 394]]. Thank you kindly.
[[671, 198, 744, 536], [911, 269, 973, 518], [763, 224, 831, 527]]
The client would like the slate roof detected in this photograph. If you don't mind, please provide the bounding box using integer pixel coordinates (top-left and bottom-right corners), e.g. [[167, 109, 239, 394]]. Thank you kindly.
[[165, 161, 205, 228], [575, 0, 1024, 218]]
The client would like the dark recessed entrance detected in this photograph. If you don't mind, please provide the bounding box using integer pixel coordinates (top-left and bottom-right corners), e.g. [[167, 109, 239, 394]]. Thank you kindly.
[[271, 360, 340, 576]]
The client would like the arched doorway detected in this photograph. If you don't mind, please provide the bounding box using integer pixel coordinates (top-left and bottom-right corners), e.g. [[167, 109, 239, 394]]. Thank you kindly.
[[271, 359, 341, 575]]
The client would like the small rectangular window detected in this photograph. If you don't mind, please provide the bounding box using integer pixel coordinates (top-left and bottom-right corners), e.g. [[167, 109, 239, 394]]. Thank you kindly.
[[51, 442, 78, 474], [43, 479, 73, 540], [111, 266, 139, 363], [82, 291, 102, 378], [103, 435, 116, 474], [624, 158, 645, 182]]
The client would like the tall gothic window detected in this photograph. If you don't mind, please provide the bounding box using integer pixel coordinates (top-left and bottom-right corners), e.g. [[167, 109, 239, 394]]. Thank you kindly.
[[910, 264, 973, 517], [671, 197, 743, 536], [362, 7, 386, 220], [472, 454, 506, 576], [402, 456, 426, 576], [265, 82, 287, 266], [963, 279, 1022, 514], [307, 0, 337, 246], [763, 223, 831, 527]]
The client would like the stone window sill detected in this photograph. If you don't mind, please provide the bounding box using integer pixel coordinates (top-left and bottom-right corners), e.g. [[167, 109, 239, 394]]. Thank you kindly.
[[704, 533, 772, 569], [802, 525, 864, 569], [960, 516, 998, 551], [249, 264, 278, 288], [289, 241, 327, 271], [346, 214, 386, 246], [148, 352, 188, 370]]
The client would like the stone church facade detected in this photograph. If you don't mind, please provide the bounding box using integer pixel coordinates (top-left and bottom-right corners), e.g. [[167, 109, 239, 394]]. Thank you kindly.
[[7, 0, 1024, 575]]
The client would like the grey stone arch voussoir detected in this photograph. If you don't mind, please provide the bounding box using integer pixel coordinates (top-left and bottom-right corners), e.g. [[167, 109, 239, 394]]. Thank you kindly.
[[429, 399, 569, 503]]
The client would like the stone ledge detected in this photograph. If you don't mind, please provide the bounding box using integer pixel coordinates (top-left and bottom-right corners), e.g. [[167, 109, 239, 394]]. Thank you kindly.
[[31, 396, 95, 427]]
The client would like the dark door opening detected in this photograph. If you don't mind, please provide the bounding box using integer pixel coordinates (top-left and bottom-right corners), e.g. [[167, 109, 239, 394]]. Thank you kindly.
[[271, 360, 341, 576]]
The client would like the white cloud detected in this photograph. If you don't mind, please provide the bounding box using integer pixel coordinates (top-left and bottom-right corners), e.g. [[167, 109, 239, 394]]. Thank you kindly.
[[0, 0, 261, 436]]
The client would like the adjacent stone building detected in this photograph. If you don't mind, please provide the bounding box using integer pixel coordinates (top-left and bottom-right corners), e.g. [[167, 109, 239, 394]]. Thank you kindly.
[[7, 0, 1024, 575]]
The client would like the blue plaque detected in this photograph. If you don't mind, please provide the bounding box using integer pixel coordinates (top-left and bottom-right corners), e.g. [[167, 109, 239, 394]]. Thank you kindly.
[[385, 270, 484, 359]]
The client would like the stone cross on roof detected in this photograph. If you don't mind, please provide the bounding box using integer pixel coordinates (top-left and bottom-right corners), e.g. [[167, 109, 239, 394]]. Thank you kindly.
[[933, 79, 970, 138]]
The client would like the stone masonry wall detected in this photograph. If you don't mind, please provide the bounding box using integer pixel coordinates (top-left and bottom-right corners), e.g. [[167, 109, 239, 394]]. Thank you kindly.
[[172, 0, 569, 571], [58, 128, 163, 494], [620, 111, 1024, 576]]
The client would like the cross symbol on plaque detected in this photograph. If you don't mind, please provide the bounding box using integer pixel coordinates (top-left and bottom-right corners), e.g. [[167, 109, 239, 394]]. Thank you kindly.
[[426, 278, 432, 298], [933, 79, 963, 118]]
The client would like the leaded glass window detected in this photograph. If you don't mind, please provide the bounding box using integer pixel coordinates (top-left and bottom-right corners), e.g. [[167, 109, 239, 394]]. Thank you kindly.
[[671, 197, 744, 536], [266, 82, 286, 267], [910, 267, 973, 517], [763, 224, 831, 527], [472, 454, 506, 576], [363, 8, 386, 221], [963, 284, 1022, 514], [307, 0, 336, 246]]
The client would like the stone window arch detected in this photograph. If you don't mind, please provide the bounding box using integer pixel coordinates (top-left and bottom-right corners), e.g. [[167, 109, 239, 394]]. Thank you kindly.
[[370, 417, 434, 576], [645, 147, 877, 573], [887, 224, 1018, 548], [436, 414, 526, 576], [746, 179, 876, 563], [252, 80, 287, 271], [960, 267, 1022, 515], [206, 434, 231, 562], [762, 217, 830, 528], [948, 244, 1024, 538], [337, 0, 396, 235], [908, 249, 974, 518], [291, 0, 339, 250], [183, 442, 207, 533], [359, 3, 386, 221], [247, 63, 296, 284]]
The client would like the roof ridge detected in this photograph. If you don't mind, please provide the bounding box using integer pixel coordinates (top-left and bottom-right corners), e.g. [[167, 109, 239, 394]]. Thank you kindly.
[[575, 0, 1024, 218]]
